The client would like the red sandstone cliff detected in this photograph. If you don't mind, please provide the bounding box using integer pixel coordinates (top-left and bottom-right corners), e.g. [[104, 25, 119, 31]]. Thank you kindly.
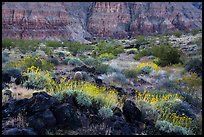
[[2, 2, 202, 43]]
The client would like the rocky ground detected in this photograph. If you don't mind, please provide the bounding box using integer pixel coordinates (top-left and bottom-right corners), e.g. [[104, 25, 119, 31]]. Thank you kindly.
[[2, 31, 202, 135]]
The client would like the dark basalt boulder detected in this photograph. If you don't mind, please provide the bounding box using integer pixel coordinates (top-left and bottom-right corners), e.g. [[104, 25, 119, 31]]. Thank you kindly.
[[72, 65, 96, 74], [52, 103, 82, 129], [110, 116, 136, 135], [122, 100, 142, 123], [26, 92, 59, 115], [2, 98, 30, 118], [2, 71, 11, 83], [27, 110, 56, 132], [2, 128, 37, 135]]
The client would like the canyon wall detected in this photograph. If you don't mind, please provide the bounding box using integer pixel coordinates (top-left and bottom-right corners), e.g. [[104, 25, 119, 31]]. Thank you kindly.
[[2, 2, 202, 43]]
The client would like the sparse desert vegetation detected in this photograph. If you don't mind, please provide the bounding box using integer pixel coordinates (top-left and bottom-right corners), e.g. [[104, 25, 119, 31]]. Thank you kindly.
[[2, 30, 202, 135]]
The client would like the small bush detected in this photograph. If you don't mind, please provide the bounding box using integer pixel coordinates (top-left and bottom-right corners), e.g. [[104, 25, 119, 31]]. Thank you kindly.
[[64, 41, 94, 55], [181, 72, 202, 94], [62, 57, 71, 65], [135, 35, 146, 45], [2, 38, 15, 49], [140, 66, 152, 74], [125, 48, 139, 54], [48, 57, 59, 66], [95, 63, 110, 74], [3, 68, 22, 78], [53, 92, 65, 102], [98, 107, 113, 118], [155, 120, 193, 135], [136, 62, 160, 71], [151, 45, 181, 66], [5, 55, 54, 71], [76, 92, 92, 107], [46, 41, 64, 48], [2, 52, 10, 63], [137, 100, 159, 124], [191, 29, 201, 36], [68, 58, 84, 66], [173, 31, 182, 38], [123, 69, 139, 78], [100, 72, 127, 85], [98, 53, 115, 61], [96, 41, 124, 56], [82, 57, 97, 66], [134, 49, 151, 60], [184, 58, 202, 76], [22, 66, 52, 89], [39, 46, 53, 56]]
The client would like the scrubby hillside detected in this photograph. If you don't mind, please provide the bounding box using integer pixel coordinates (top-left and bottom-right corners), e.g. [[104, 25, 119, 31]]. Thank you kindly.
[[2, 30, 202, 135]]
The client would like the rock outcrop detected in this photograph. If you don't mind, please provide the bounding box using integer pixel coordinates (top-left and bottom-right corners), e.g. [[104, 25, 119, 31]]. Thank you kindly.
[[2, 2, 202, 43]]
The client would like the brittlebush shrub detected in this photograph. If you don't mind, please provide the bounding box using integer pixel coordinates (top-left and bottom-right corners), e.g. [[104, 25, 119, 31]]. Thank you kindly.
[[5, 55, 54, 71]]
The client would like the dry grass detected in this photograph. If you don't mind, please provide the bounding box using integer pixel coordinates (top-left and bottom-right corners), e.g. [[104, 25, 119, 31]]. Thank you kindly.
[[9, 84, 36, 99], [46, 123, 112, 135], [4, 112, 28, 128]]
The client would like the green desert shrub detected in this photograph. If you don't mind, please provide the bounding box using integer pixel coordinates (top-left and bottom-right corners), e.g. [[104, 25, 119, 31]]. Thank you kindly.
[[2, 52, 10, 63], [2, 38, 15, 49], [46, 41, 64, 48], [98, 107, 113, 118], [39, 46, 53, 56], [134, 49, 152, 60], [53, 92, 65, 102], [98, 53, 115, 61], [96, 41, 124, 56], [76, 92, 92, 107], [125, 48, 139, 54], [82, 57, 97, 66], [184, 58, 202, 76], [5, 55, 54, 71], [151, 45, 181, 66], [123, 69, 139, 78], [64, 41, 94, 55], [2, 38, 41, 52], [68, 58, 84, 66], [3, 68, 22, 78], [137, 100, 159, 124], [172, 31, 182, 38], [191, 29, 201, 36], [140, 66, 152, 74], [48, 57, 59, 66], [22, 72, 47, 89], [155, 120, 193, 135], [134, 44, 182, 66]]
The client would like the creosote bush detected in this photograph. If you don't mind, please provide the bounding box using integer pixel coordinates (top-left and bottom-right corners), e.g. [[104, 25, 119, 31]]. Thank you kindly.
[[134, 45, 181, 66]]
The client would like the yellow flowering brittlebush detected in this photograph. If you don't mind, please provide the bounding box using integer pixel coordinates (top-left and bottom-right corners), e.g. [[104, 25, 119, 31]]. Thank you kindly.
[[23, 66, 119, 108], [136, 62, 160, 71], [6, 55, 54, 71], [135, 90, 192, 129]]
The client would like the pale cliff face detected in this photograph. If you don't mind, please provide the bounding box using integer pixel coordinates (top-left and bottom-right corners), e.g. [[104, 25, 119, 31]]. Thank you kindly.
[[2, 2, 202, 43]]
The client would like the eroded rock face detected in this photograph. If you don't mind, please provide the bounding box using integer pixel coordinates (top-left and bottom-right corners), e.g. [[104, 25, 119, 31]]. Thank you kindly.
[[2, 2, 202, 42]]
